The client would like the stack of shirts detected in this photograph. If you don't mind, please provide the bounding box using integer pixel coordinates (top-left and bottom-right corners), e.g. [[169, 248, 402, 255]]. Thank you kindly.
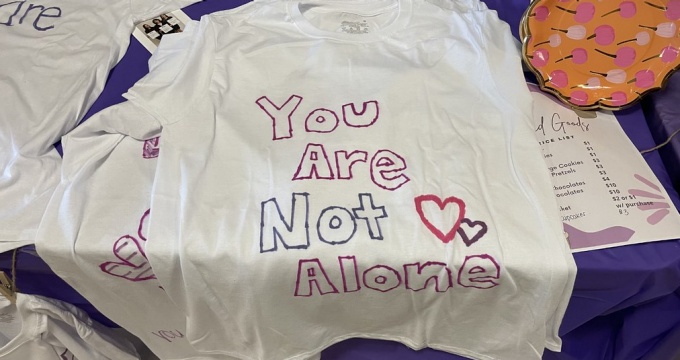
[[36, 0, 577, 359], [0, 0, 201, 252], [0, 293, 139, 359]]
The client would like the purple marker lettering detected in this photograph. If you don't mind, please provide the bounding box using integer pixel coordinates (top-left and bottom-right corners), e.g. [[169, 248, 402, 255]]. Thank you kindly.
[[151, 331, 172, 342], [352, 193, 388, 240], [151, 329, 184, 343], [295, 258, 339, 296], [293, 143, 334, 180], [0, 1, 24, 26], [100, 210, 156, 282], [403, 262, 453, 292], [338, 256, 361, 292], [255, 95, 303, 140], [100, 235, 156, 282], [342, 100, 379, 127], [143, 137, 160, 159], [138, 209, 150, 240], [363, 264, 401, 292], [457, 254, 501, 289], [317, 206, 357, 245], [335, 150, 367, 180], [370, 149, 410, 191], [259, 193, 310, 253], [305, 108, 340, 133], [32, 5, 59, 31], [59, 349, 75, 360], [18, 3, 43, 24]]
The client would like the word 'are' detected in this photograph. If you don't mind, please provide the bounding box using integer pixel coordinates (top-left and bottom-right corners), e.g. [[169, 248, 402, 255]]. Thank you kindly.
[[1, 1, 61, 31]]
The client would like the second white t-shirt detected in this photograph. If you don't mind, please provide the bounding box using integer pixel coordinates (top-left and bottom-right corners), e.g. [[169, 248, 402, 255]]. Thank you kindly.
[[35, 98, 241, 360], [0, 293, 139, 360]]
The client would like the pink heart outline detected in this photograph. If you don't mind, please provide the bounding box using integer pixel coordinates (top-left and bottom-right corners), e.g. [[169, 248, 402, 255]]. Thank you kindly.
[[456, 218, 488, 247], [414, 194, 466, 244]]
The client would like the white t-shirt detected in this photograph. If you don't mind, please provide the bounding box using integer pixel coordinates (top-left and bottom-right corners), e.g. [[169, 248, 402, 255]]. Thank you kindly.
[[124, 0, 576, 359], [0, 293, 139, 360], [34, 99, 239, 360], [34, 97, 321, 360], [0, 0, 201, 251]]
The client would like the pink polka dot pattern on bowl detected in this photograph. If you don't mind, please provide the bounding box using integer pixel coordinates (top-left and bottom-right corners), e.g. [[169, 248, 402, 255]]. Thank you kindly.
[[522, 0, 680, 110]]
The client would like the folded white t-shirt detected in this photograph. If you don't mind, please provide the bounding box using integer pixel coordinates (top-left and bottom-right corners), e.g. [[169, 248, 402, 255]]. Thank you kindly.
[[35, 97, 322, 360], [35, 99, 241, 360], [0, 293, 139, 360]]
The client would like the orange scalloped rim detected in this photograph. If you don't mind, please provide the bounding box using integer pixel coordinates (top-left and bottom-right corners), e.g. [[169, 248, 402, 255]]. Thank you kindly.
[[521, 0, 680, 111]]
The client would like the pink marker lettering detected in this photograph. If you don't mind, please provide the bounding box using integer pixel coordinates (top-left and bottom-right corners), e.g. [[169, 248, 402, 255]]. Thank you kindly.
[[294, 258, 340, 296], [151, 329, 185, 343], [305, 108, 340, 133], [363, 264, 402, 292], [370, 149, 410, 190], [293, 143, 334, 180], [403, 262, 453, 292], [338, 256, 361, 292], [335, 150, 368, 180], [457, 254, 501, 289], [342, 100, 379, 127]]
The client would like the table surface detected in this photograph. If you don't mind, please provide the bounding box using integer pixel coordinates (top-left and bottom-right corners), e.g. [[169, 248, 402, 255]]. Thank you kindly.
[[645, 71, 680, 192], [3, 1, 680, 359]]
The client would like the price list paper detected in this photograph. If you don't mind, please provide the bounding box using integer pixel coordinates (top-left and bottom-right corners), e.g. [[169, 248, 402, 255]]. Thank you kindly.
[[530, 86, 680, 252]]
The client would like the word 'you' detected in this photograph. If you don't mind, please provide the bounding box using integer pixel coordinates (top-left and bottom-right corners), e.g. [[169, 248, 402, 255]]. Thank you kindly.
[[255, 95, 410, 191]]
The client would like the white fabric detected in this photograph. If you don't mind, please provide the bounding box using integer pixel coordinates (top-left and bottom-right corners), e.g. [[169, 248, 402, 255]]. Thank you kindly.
[[0, 0, 201, 251], [126, 0, 574, 358], [34, 97, 321, 360], [0, 293, 139, 360], [34, 99, 236, 360]]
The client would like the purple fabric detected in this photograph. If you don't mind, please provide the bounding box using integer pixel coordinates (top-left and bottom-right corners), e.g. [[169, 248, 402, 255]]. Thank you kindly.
[[480, 0, 527, 40], [547, 106, 680, 360], [5, 0, 680, 359], [644, 72, 680, 192], [0, 248, 119, 327]]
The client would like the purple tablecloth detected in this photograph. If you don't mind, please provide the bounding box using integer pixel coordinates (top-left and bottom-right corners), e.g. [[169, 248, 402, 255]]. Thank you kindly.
[[644, 72, 680, 193], [3, 0, 680, 359]]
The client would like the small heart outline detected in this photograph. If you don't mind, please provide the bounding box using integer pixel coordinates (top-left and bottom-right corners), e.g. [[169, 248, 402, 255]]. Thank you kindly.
[[456, 218, 488, 247]]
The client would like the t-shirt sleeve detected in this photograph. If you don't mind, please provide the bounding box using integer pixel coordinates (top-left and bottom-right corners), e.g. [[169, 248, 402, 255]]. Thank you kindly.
[[123, 18, 215, 126], [27, 294, 140, 360], [129, 0, 202, 23], [476, 7, 534, 124]]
